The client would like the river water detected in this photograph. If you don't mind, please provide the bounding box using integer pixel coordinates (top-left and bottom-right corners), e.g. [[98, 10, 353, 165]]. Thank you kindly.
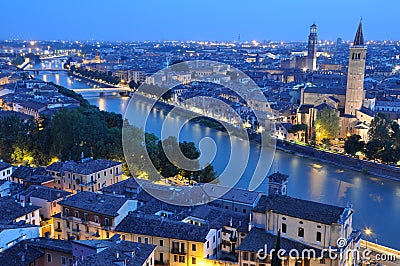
[[33, 62, 400, 249]]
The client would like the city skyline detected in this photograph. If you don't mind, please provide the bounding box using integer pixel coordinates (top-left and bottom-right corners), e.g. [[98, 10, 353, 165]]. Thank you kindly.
[[1, 0, 400, 41]]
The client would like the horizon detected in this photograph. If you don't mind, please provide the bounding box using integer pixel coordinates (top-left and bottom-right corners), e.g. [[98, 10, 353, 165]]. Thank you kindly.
[[1, 0, 400, 41]]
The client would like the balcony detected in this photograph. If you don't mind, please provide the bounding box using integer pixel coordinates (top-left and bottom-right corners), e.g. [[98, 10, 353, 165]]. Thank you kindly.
[[170, 248, 186, 255], [81, 218, 88, 225], [101, 224, 111, 231]]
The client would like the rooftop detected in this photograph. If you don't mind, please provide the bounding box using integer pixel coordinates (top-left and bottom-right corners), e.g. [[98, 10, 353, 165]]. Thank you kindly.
[[0, 196, 40, 224], [58, 192, 129, 217], [20, 185, 71, 202], [76, 240, 156, 266], [253, 195, 346, 225], [237, 227, 327, 257], [47, 159, 122, 175], [115, 213, 210, 242]]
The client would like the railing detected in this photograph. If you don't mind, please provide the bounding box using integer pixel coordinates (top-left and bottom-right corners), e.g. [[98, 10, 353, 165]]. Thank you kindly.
[[360, 240, 400, 257], [170, 248, 186, 255]]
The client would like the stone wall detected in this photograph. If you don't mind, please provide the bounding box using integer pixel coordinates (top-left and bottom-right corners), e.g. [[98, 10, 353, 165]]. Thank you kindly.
[[276, 140, 400, 181]]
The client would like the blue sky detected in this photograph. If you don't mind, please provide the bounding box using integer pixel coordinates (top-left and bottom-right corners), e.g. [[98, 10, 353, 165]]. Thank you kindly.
[[1, 0, 399, 41]]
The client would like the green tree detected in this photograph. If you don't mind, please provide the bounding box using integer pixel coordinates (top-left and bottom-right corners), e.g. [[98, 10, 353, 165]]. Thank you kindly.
[[368, 113, 392, 142], [344, 135, 365, 156], [314, 108, 340, 143], [199, 164, 217, 183], [364, 139, 384, 161], [271, 230, 282, 266]]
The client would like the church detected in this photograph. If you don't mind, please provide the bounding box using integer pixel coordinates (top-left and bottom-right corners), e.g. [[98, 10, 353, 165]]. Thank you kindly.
[[297, 20, 376, 141]]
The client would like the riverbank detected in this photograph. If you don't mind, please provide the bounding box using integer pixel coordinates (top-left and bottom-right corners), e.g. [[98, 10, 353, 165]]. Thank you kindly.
[[276, 139, 400, 181], [130, 92, 400, 181]]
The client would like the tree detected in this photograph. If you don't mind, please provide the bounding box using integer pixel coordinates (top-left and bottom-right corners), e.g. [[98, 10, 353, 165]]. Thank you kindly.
[[344, 135, 365, 156], [368, 113, 392, 142], [271, 230, 282, 266], [199, 164, 217, 183], [364, 139, 384, 161], [288, 124, 308, 142], [128, 80, 140, 89], [314, 108, 340, 143]]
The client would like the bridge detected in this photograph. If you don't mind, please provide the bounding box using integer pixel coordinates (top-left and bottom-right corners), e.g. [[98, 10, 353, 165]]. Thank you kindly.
[[72, 87, 133, 96], [25, 68, 66, 72], [39, 54, 70, 61]]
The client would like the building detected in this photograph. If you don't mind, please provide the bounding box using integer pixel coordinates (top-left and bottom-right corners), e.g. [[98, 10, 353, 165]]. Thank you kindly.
[[298, 21, 375, 141], [46, 159, 123, 193], [203, 184, 264, 214], [344, 22, 366, 116], [73, 235, 156, 266], [237, 194, 361, 266], [0, 237, 73, 266], [115, 213, 215, 266], [19, 186, 71, 237], [0, 161, 12, 180], [0, 196, 41, 226], [0, 224, 39, 253], [55, 192, 137, 241], [307, 23, 318, 71]]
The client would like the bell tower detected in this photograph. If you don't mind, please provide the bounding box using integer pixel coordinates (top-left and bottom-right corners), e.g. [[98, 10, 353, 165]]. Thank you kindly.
[[307, 23, 318, 71], [345, 20, 367, 116]]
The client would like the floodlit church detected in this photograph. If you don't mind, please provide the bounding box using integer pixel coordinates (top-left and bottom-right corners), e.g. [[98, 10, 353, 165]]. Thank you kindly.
[[297, 20, 376, 141]]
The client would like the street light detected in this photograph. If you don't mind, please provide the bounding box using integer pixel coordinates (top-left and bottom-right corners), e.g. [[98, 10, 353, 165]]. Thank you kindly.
[[364, 228, 373, 249]]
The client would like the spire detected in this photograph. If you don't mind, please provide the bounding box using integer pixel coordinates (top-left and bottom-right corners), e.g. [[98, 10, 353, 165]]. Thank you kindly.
[[353, 20, 364, 46]]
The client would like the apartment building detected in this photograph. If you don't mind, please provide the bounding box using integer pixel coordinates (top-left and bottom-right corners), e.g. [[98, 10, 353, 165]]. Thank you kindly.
[[47, 159, 123, 193], [55, 192, 136, 241]]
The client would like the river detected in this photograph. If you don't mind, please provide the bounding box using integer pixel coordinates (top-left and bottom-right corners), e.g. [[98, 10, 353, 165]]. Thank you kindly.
[[32, 62, 400, 249]]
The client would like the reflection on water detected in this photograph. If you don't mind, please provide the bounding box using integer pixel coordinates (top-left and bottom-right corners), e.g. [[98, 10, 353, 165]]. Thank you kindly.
[[35, 65, 400, 249]]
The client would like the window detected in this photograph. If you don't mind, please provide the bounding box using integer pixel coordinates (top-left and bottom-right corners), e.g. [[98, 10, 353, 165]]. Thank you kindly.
[[145, 237, 149, 244], [320, 259, 326, 264], [174, 255, 178, 262], [180, 243, 185, 252], [243, 209, 247, 213], [192, 243, 196, 251], [192, 257, 196, 264], [57, 222, 60, 229], [106, 232, 109, 238], [179, 256, 185, 263], [159, 239, 164, 246], [159, 253, 164, 262], [298, 227, 304, 238], [206, 241, 209, 248], [65, 208, 69, 216], [243, 252, 248, 260], [94, 216, 99, 223], [316, 232, 322, 242], [104, 218, 110, 226], [74, 211, 79, 218], [138, 237, 142, 243], [250, 253, 255, 261], [47, 253, 52, 262], [281, 223, 287, 234], [61, 256, 66, 265], [299, 221, 303, 224], [66, 221, 70, 228]]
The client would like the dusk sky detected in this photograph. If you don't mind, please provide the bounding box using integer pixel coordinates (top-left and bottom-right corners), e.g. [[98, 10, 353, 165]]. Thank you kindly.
[[1, 0, 399, 41]]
